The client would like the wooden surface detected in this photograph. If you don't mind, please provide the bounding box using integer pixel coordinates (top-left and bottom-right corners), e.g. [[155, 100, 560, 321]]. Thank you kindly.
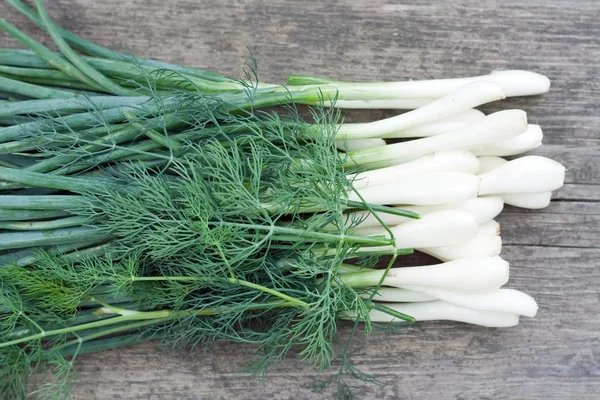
[[1, 1, 599, 399]]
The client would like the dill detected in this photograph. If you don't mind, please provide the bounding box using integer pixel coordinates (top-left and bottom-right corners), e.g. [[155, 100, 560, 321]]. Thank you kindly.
[[0, 77, 412, 400]]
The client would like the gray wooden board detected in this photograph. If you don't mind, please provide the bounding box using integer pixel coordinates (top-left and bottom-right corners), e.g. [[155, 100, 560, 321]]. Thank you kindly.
[[0, 0, 598, 399]]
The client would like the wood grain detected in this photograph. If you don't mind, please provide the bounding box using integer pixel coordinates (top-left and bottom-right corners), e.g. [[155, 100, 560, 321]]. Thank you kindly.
[[0, 0, 599, 399]]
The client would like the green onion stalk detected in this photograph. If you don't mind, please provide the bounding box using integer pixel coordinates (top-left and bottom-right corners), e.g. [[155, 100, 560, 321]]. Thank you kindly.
[[0, 0, 544, 194], [0, 0, 428, 103]]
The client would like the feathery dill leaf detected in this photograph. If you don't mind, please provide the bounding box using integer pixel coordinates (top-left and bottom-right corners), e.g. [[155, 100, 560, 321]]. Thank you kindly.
[[0, 65, 410, 399]]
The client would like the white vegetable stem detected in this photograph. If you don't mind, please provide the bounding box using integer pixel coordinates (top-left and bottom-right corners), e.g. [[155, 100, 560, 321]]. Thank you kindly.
[[328, 70, 550, 99], [469, 124, 543, 156], [450, 196, 504, 224], [350, 151, 479, 190], [433, 109, 487, 124], [381, 109, 486, 138], [398, 286, 538, 318], [478, 156, 566, 194], [329, 98, 435, 109], [476, 157, 556, 208], [367, 301, 520, 327], [479, 219, 500, 236], [340, 256, 509, 292], [366, 287, 437, 302], [356, 210, 478, 249], [501, 192, 553, 209], [337, 81, 505, 139], [350, 171, 479, 205], [347, 196, 504, 228], [337, 138, 386, 152], [420, 233, 502, 261], [477, 156, 507, 174], [347, 109, 528, 167]]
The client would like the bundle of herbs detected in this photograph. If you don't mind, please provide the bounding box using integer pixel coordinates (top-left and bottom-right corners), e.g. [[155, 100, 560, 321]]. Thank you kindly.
[[0, 0, 565, 398]]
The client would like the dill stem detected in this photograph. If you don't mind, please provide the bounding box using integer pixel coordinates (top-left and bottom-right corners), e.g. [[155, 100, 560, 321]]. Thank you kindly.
[[232, 278, 309, 308], [130, 275, 309, 309], [130, 276, 203, 281], [209, 221, 394, 246], [0, 301, 297, 350], [346, 200, 420, 219], [371, 302, 415, 323], [58, 300, 301, 357], [53, 318, 174, 353], [0, 314, 167, 349]]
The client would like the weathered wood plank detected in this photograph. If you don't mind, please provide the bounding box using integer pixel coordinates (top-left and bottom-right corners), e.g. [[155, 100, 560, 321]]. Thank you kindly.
[[499, 202, 600, 248], [555, 184, 600, 201], [0, 0, 598, 399]]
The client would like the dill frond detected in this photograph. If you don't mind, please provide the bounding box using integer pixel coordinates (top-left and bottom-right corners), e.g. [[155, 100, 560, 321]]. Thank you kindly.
[[0, 61, 403, 400]]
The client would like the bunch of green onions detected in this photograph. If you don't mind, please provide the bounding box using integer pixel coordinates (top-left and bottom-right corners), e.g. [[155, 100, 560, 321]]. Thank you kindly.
[[0, 0, 566, 398]]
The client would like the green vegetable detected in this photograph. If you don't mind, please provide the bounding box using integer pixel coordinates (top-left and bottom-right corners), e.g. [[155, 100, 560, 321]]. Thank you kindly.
[[0, 89, 418, 398], [0, 6, 417, 392]]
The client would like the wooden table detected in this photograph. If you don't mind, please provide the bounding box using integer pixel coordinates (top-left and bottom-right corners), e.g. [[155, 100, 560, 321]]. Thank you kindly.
[[1, 1, 598, 399]]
